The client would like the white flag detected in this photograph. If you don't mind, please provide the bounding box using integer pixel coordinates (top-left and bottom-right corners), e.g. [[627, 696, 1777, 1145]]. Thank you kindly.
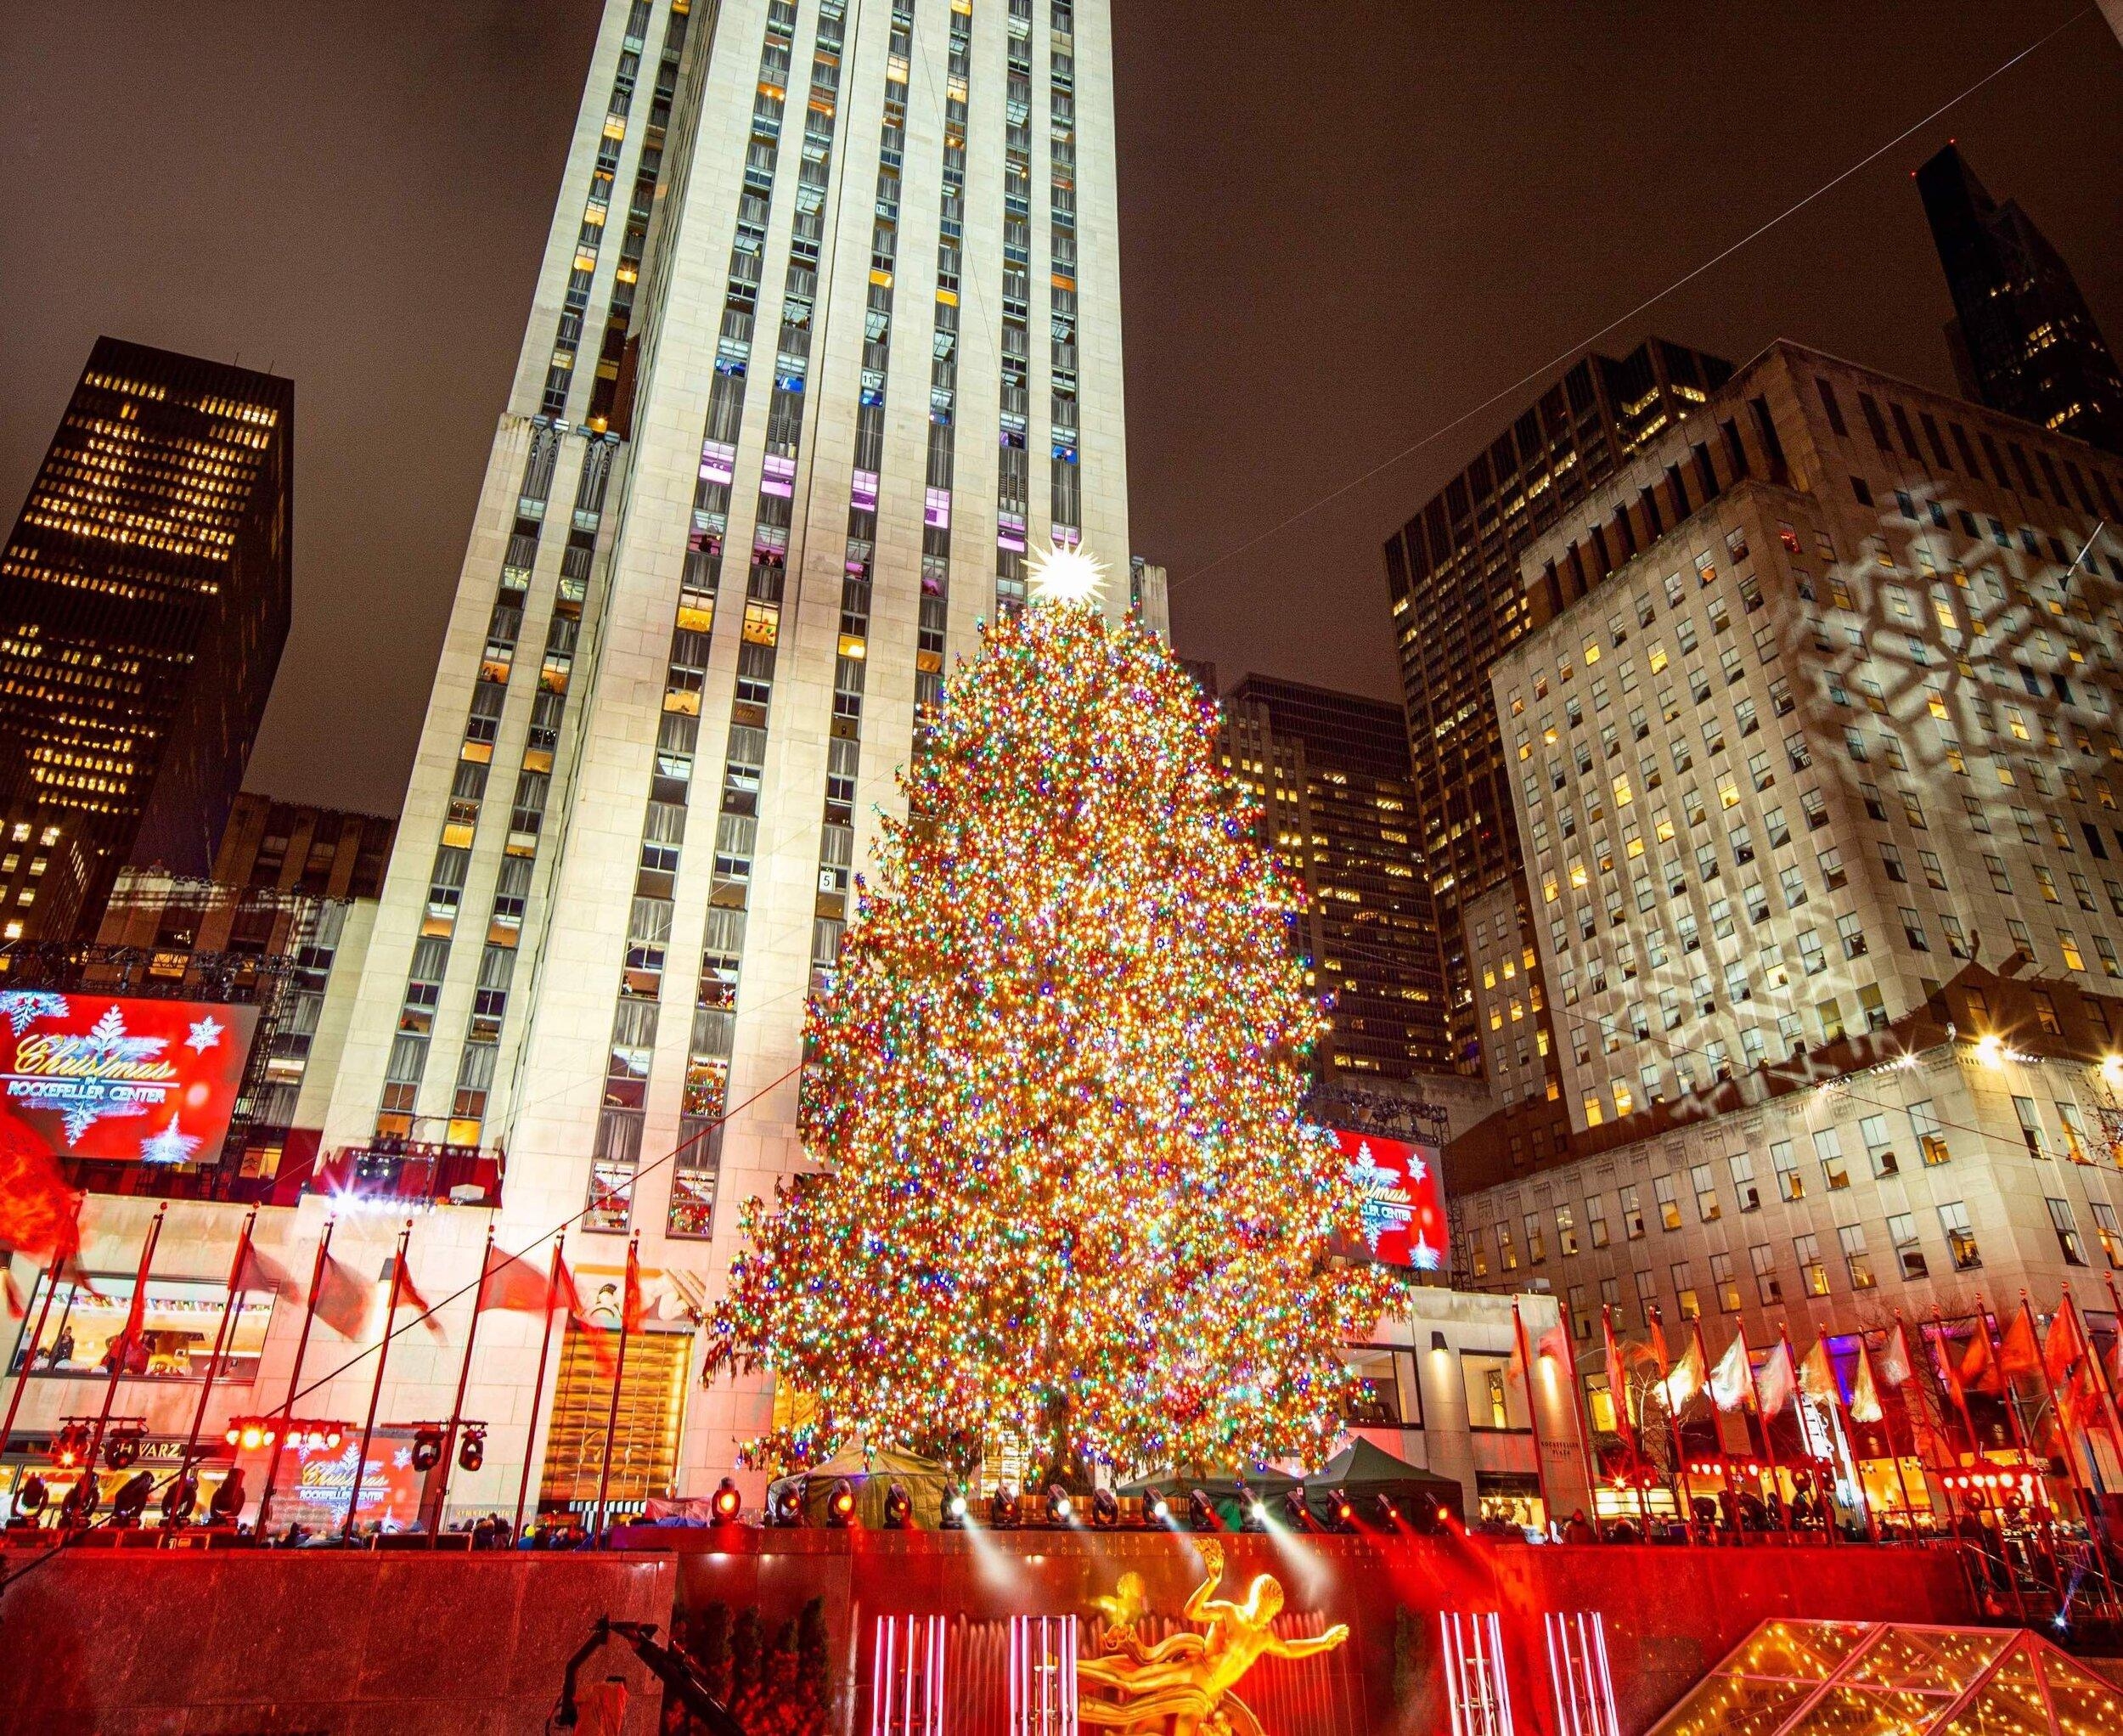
[[1709, 1330, 1753, 1412], [1660, 1336, 1706, 1412]]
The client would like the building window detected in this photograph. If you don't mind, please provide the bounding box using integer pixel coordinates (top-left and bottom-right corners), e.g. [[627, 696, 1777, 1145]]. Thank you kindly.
[[1585, 1195, 1610, 1248], [1888, 1213, 1927, 1281], [1461, 1354, 1524, 1432], [1837, 1224, 1876, 1290], [2013, 1096, 2047, 1160], [1671, 1262, 1699, 1320], [1771, 1139, 1804, 1201], [1555, 1203, 1579, 1257], [2090, 1200, 2123, 1270], [2047, 1198, 2087, 1266], [1938, 1203, 1981, 1271], [1710, 1251, 1742, 1314], [1813, 1128, 1850, 1191], [1654, 1175, 1682, 1231], [1795, 1233, 1829, 1297], [1860, 1113, 1900, 1178], [1750, 1243, 1782, 1304], [1621, 1184, 1646, 1240], [1524, 1212, 1547, 1265]]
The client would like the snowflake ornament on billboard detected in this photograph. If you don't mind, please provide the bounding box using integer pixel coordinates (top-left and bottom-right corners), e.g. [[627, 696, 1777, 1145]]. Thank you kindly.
[[184, 1015, 225, 1054], [139, 1114, 204, 1167]]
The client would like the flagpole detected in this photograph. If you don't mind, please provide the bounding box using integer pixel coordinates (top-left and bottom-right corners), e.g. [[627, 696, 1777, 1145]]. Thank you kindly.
[[1512, 1301, 1555, 1536], [1692, 1313, 1739, 1542], [2078, 1281, 2123, 1549], [341, 1220, 411, 1545], [0, 1254, 67, 1465], [1648, 1306, 1697, 1542], [2023, 1290, 2100, 1537], [2053, 1287, 2120, 1602], [177, 1209, 256, 1508], [511, 1240, 565, 1545], [1777, 1327, 1833, 1546], [1556, 1309, 1604, 1539], [1817, 1335, 1875, 1542], [1737, 1326, 1792, 1536], [428, 1222, 493, 1540], [592, 1234, 639, 1545], [256, 1215, 335, 1536], [85, 1203, 166, 1482]]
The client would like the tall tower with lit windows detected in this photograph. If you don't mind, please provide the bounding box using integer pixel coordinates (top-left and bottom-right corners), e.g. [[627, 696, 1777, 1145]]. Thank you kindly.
[[319, 0, 1129, 1496]]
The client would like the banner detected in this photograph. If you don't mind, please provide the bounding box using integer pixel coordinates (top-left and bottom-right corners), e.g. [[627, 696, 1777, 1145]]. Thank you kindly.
[[0, 991, 257, 1167], [1326, 1128, 1447, 1271]]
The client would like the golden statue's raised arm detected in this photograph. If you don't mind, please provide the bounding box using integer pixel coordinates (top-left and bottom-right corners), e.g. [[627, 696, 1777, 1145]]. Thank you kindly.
[[1265, 1624, 1352, 1660]]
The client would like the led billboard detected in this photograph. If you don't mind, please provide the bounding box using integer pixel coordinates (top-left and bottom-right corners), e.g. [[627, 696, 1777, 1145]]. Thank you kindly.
[[1328, 1126, 1448, 1271], [0, 990, 258, 1166]]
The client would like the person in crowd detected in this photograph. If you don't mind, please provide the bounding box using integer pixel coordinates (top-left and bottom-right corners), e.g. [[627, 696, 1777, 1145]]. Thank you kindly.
[[1563, 1509, 1596, 1546]]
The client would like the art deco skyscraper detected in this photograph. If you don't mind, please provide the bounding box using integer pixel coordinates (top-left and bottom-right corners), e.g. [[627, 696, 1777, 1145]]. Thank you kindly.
[[321, 0, 1128, 1482]]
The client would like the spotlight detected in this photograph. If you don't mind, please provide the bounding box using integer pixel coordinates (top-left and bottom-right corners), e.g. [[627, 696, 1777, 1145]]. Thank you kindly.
[[1045, 1484, 1073, 1526], [712, 1477, 744, 1525], [825, 1478, 858, 1528], [1146, 1495, 1171, 1525], [411, 1426, 446, 1473], [1090, 1487, 1119, 1528], [1371, 1494, 1400, 1526], [939, 1481, 968, 1530], [207, 1467, 246, 1527], [59, 1475, 98, 1526], [161, 1471, 198, 1526], [989, 1485, 1020, 1530], [884, 1482, 913, 1530], [772, 1482, 806, 1527], [15, 1474, 47, 1517], [1242, 1498, 1269, 1533], [109, 1470, 155, 1528], [50, 1420, 93, 1470], [1186, 1488, 1217, 1531], [1326, 1488, 1357, 1533], [104, 1420, 147, 1470], [1281, 1489, 1314, 1530], [458, 1423, 486, 1473]]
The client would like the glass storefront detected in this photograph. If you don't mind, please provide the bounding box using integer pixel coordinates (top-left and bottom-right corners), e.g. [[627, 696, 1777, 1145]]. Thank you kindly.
[[7, 1275, 274, 1383]]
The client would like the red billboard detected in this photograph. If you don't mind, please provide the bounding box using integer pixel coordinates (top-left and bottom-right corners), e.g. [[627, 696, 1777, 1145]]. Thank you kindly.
[[0, 990, 257, 1166], [1329, 1127, 1447, 1271]]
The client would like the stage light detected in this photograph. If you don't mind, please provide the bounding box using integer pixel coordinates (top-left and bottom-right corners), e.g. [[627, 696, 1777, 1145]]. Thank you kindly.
[[110, 1470, 155, 1528], [15, 1474, 46, 1517], [712, 1478, 743, 1525], [884, 1482, 913, 1530], [1327, 1488, 1356, 1533], [458, 1424, 486, 1473], [50, 1421, 93, 1469], [207, 1468, 246, 1526], [1281, 1489, 1313, 1530], [939, 1481, 967, 1529], [411, 1426, 446, 1473], [989, 1485, 1020, 1530], [1371, 1494, 1399, 1525], [1090, 1487, 1119, 1528], [1045, 1484, 1073, 1526], [161, 1472, 198, 1526], [1186, 1489, 1216, 1531], [1146, 1496, 1171, 1525], [104, 1421, 147, 1471], [772, 1483, 806, 1527], [1242, 1497, 1269, 1533], [825, 1478, 858, 1528]]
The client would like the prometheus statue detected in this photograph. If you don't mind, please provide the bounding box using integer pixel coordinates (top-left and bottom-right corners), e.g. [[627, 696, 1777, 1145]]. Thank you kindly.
[[1078, 1539, 1350, 1734]]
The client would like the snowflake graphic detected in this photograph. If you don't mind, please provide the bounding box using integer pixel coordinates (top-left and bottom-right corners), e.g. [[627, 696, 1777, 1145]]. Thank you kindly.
[[184, 1014, 224, 1053], [391, 1447, 413, 1470], [61, 1098, 147, 1144], [0, 991, 68, 1035], [1345, 1140, 1416, 1254], [83, 1006, 168, 1064], [139, 1114, 202, 1166]]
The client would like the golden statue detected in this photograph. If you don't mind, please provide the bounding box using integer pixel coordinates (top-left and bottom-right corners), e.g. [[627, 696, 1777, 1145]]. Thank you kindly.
[[1078, 1538, 1349, 1735]]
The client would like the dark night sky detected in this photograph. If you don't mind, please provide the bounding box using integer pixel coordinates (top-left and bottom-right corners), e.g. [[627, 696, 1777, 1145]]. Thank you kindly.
[[2, 3, 2119, 817]]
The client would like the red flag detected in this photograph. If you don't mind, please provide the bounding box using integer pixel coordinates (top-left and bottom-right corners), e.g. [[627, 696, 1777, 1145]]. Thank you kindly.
[[622, 1243, 645, 1334], [1536, 1320, 1569, 1366], [478, 1243, 562, 1313], [1647, 1312, 1671, 1376], [312, 1251, 375, 1339], [105, 1228, 157, 1373], [2043, 1297, 2085, 1388], [1998, 1302, 2042, 1378], [1602, 1308, 1635, 1451], [230, 1237, 300, 1299], [386, 1251, 448, 1340], [562, 1257, 617, 1379], [3, 1269, 24, 1319], [0, 1113, 83, 1266], [1957, 1324, 2000, 1395]]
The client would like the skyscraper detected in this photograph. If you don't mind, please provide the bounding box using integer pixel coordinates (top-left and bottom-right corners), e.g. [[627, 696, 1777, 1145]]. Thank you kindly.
[[0, 338, 292, 940], [320, 0, 1129, 1491], [1219, 675, 1450, 1079], [1917, 143, 2123, 458], [1381, 340, 1730, 1157]]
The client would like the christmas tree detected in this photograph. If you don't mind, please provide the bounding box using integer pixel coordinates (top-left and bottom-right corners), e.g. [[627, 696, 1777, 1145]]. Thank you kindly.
[[705, 548, 1396, 1476]]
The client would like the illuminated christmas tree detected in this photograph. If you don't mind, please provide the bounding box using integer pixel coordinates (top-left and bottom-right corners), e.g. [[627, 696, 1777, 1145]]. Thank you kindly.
[[706, 548, 1396, 1476]]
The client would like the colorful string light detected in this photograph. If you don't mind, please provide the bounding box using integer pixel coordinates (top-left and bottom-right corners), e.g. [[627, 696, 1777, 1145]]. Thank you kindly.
[[704, 594, 1395, 1474]]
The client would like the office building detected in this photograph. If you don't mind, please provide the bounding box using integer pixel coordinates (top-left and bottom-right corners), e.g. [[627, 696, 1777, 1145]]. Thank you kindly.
[[1381, 341, 1732, 1153], [0, 340, 293, 941], [1451, 338, 2123, 1361], [316, 0, 1129, 1502], [1917, 143, 2123, 458], [1220, 675, 1450, 1079]]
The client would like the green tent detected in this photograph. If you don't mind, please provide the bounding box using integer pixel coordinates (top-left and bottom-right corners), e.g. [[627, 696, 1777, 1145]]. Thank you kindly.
[[766, 1446, 955, 1529], [1300, 1437, 1466, 1525]]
